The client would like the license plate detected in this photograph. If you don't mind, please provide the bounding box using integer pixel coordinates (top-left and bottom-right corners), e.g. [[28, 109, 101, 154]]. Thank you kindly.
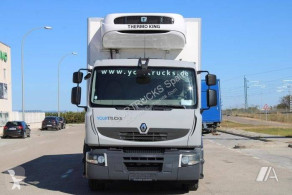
[[129, 173, 157, 181], [9, 127, 16, 130], [47, 125, 52, 126]]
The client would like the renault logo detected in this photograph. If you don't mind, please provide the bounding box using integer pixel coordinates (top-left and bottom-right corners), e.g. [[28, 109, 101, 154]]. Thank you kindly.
[[140, 123, 147, 132], [141, 17, 147, 23]]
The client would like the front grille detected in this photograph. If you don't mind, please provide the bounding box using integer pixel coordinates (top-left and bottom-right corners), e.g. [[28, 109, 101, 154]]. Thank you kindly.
[[125, 162, 163, 172], [123, 156, 164, 172], [119, 132, 167, 142], [123, 157, 164, 161], [123, 148, 165, 154], [98, 127, 189, 141]]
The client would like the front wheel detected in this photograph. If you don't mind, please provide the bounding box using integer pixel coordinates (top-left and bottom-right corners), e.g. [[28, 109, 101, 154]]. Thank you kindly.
[[182, 180, 199, 192], [88, 179, 105, 191]]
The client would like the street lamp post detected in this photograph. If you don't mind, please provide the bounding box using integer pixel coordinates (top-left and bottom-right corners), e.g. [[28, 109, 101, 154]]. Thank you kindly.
[[21, 26, 52, 121], [58, 52, 78, 117]]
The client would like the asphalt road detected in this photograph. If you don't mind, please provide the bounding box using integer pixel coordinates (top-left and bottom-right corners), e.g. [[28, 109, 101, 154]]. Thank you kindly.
[[0, 124, 291, 194]]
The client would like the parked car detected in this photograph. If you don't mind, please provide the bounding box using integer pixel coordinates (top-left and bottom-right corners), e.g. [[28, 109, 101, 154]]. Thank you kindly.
[[58, 117, 66, 129], [42, 116, 62, 130], [2, 121, 31, 138]]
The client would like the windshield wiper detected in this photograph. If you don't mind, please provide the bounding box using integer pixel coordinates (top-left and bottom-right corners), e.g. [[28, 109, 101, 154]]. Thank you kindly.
[[151, 105, 186, 110], [113, 105, 135, 110], [114, 105, 151, 110]]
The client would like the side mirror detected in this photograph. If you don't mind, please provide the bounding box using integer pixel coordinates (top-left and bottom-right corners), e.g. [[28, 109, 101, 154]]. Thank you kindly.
[[137, 69, 151, 77], [84, 73, 92, 80], [73, 72, 83, 84], [136, 69, 151, 84], [206, 74, 216, 86], [207, 89, 217, 107], [71, 87, 81, 105]]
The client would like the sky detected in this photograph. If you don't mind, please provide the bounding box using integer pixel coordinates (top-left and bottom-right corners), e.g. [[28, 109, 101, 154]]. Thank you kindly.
[[0, 0, 292, 111]]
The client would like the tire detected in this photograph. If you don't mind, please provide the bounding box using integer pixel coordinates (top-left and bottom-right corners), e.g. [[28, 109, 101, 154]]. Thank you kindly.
[[182, 180, 199, 192], [27, 133, 31, 137], [88, 179, 105, 191]]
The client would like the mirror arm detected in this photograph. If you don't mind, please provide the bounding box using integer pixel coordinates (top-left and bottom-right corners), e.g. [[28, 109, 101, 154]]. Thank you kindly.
[[199, 71, 211, 112], [197, 70, 209, 74], [77, 105, 88, 111], [78, 68, 92, 81], [138, 57, 149, 70], [78, 68, 92, 73]]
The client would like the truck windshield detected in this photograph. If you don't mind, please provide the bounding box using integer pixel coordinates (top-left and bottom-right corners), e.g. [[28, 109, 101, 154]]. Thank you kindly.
[[90, 67, 197, 109]]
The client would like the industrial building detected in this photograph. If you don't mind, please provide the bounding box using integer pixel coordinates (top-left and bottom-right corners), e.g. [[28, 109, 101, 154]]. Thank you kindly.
[[0, 41, 12, 126]]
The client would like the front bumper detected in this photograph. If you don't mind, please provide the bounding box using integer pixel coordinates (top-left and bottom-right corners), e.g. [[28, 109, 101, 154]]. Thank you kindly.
[[86, 148, 204, 181]]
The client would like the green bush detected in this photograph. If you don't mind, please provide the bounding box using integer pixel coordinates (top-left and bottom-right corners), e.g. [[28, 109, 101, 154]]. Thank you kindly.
[[45, 112, 85, 123]]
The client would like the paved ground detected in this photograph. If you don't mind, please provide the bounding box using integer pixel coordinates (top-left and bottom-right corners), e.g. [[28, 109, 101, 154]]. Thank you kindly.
[[0, 124, 291, 194]]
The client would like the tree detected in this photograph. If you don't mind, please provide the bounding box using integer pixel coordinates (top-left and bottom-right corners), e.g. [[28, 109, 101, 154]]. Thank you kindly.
[[276, 95, 290, 109]]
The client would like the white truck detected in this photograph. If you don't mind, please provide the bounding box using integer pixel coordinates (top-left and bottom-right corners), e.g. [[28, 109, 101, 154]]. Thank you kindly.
[[71, 13, 217, 191]]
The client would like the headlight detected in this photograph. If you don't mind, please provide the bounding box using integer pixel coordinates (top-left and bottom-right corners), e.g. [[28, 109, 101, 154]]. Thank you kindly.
[[97, 155, 105, 164], [181, 156, 189, 165], [179, 154, 200, 167], [86, 152, 107, 166]]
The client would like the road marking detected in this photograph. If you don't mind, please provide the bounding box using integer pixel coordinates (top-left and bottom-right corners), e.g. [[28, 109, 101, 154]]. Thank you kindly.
[[61, 169, 73, 179]]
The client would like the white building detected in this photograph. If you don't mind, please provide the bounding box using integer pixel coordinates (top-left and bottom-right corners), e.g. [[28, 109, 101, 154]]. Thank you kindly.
[[0, 41, 12, 126]]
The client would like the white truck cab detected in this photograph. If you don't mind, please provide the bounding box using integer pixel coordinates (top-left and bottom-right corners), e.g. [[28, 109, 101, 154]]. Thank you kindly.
[[71, 13, 217, 191]]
